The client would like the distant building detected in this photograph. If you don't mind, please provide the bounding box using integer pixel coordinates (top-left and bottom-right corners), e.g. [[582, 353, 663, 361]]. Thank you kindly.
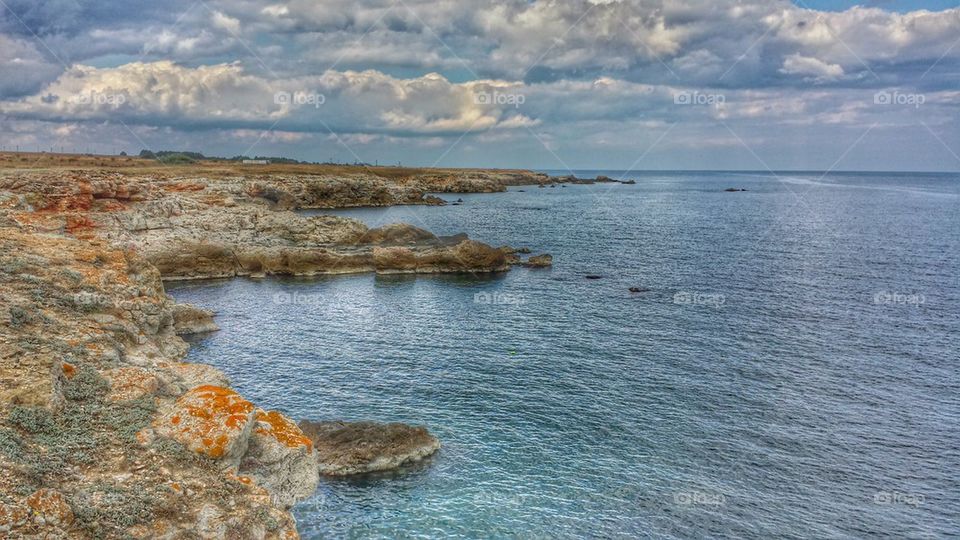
[[242, 159, 269, 165]]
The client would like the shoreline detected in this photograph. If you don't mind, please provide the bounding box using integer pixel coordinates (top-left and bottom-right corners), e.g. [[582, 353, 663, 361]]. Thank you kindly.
[[0, 161, 546, 538]]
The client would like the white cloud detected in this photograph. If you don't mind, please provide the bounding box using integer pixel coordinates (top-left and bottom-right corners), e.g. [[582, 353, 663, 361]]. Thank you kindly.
[[212, 11, 242, 35], [0, 61, 537, 135], [780, 54, 845, 82]]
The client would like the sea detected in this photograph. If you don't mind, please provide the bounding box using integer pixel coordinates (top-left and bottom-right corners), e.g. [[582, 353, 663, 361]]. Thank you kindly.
[[166, 171, 960, 539]]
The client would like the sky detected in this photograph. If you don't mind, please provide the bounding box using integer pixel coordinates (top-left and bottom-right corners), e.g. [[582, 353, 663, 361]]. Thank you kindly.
[[0, 0, 958, 171]]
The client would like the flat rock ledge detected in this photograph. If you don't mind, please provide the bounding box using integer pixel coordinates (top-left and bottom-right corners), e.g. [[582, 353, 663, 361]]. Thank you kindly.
[[298, 420, 441, 476]]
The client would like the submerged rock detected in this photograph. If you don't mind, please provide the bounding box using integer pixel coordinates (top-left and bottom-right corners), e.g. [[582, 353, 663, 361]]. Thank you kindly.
[[724, 187, 748, 192], [629, 287, 651, 293], [524, 254, 553, 268], [298, 420, 441, 476]]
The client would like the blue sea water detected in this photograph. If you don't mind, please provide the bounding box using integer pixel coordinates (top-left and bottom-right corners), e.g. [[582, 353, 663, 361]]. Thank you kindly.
[[166, 171, 960, 539]]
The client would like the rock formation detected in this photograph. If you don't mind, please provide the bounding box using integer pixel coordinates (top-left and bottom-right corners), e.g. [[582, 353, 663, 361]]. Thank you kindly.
[[523, 254, 554, 268], [0, 165, 541, 538], [172, 303, 219, 334], [298, 420, 441, 476]]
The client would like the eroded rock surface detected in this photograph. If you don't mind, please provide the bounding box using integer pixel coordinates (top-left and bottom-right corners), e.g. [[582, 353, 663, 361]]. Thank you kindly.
[[298, 420, 441, 476]]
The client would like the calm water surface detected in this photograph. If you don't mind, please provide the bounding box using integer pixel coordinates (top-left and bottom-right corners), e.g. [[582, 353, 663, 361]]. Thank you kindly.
[[167, 172, 960, 539]]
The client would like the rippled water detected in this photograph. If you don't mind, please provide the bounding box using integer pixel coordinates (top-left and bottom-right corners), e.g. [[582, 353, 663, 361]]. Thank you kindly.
[[167, 172, 960, 539]]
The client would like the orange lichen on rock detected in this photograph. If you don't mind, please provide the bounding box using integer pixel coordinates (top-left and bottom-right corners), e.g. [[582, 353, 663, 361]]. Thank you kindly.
[[104, 367, 160, 402], [154, 385, 256, 462], [255, 410, 314, 452], [61, 362, 76, 379], [25, 489, 74, 527]]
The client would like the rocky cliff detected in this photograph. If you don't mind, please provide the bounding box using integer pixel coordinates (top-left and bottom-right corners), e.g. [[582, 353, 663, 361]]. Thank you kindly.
[[0, 166, 531, 538]]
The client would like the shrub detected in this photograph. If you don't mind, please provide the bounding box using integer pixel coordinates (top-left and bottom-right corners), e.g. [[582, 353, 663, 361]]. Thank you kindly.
[[8, 306, 30, 328], [63, 365, 110, 402], [102, 396, 156, 444], [8, 406, 56, 435], [0, 427, 24, 460]]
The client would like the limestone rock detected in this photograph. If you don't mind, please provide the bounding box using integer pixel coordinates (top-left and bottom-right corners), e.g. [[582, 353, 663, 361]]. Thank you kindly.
[[299, 420, 441, 476], [153, 385, 256, 466], [240, 410, 319, 509], [103, 366, 161, 402], [172, 303, 220, 335]]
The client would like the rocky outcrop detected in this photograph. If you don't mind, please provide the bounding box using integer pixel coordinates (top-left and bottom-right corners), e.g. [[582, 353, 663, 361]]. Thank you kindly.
[[298, 420, 441, 476], [0, 164, 541, 538], [0, 229, 302, 538], [172, 303, 219, 334]]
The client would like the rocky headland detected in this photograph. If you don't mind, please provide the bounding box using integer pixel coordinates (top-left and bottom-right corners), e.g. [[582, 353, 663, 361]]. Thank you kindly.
[[0, 160, 544, 538]]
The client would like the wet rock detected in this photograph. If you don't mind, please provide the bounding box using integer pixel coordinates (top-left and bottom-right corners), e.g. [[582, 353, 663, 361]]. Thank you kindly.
[[724, 188, 748, 192], [585, 275, 603, 280], [629, 287, 651, 293], [524, 254, 553, 268], [298, 420, 441, 476]]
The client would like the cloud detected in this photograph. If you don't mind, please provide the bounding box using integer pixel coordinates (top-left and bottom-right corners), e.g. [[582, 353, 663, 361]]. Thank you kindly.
[[0, 61, 537, 136], [0, 0, 958, 170], [780, 54, 845, 82]]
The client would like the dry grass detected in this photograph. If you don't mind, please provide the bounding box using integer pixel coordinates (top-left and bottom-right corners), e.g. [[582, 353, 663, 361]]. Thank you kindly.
[[0, 152, 534, 181]]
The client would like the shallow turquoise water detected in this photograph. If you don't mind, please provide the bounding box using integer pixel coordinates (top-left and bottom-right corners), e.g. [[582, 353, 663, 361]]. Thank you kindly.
[[168, 172, 960, 539]]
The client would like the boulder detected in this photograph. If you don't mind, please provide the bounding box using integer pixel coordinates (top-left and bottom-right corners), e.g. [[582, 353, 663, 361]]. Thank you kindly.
[[298, 420, 441, 476], [153, 385, 256, 467], [239, 410, 319, 509], [172, 303, 219, 335]]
